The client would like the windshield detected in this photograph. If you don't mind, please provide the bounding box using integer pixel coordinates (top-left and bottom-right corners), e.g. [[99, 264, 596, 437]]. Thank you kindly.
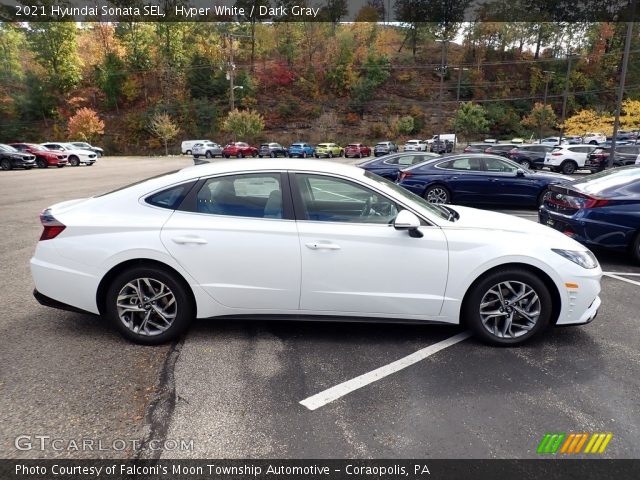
[[0, 144, 18, 153], [74, 142, 90, 148], [363, 170, 452, 221]]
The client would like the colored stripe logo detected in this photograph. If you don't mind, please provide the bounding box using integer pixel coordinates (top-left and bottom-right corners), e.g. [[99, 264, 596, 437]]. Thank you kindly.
[[537, 433, 613, 454]]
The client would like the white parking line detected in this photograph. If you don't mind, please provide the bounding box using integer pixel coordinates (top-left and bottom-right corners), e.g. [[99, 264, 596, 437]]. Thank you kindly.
[[603, 273, 640, 287], [299, 331, 471, 411], [603, 271, 640, 276]]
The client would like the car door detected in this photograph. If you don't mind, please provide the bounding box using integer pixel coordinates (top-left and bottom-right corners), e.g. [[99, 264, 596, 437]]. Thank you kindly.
[[160, 172, 301, 310], [434, 156, 488, 203], [291, 172, 448, 316], [481, 156, 539, 206]]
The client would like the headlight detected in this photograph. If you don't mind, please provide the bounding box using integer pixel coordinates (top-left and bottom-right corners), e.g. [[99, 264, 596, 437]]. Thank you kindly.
[[552, 249, 599, 269]]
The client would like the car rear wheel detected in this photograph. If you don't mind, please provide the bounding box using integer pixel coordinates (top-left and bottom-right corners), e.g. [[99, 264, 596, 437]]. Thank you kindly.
[[224, 154, 230, 158], [69, 156, 80, 166], [186, 150, 192, 155], [561, 160, 577, 175], [537, 188, 550, 207], [105, 266, 194, 345], [36, 158, 47, 168], [519, 160, 531, 169], [464, 268, 552, 346], [424, 185, 450, 204], [270, 152, 275, 158], [205, 151, 212, 158], [238, 152, 244, 158], [1, 159, 12, 170]]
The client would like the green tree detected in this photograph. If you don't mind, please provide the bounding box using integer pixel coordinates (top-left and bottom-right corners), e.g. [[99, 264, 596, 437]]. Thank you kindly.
[[452, 102, 489, 142], [521, 102, 557, 137], [235, 0, 272, 71], [96, 52, 127, 110], [0, 24, 24, 84], [222, 109, 265, 140], [27, 22, 81, 93], [148, 112, 180, 156]]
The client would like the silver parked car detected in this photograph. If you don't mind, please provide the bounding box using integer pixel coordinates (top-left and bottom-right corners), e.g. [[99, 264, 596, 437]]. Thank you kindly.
[[193, 141, 223, 159]]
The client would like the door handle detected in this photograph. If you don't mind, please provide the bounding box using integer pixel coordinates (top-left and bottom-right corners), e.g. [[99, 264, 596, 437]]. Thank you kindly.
[[488, 178, 499, 182], [172, 236, 208, 245], [305, 242, 341, 251]]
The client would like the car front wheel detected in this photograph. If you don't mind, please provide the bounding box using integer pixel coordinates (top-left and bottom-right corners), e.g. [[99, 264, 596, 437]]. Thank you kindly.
[[631, 233, 640, 264], [69, 156, 80, 166], [424, 185, 450, 204], [105, 266, 194, 345], [464, 268, 552, 346], [1, 159, 12, 170], [36, 158, 48, 168], [519, 160, 531, 169]]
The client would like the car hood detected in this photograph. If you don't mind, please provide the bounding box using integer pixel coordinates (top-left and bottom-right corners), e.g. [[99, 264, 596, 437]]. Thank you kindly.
[[442, 205, 587, 250], [527, 171, 572, 182]]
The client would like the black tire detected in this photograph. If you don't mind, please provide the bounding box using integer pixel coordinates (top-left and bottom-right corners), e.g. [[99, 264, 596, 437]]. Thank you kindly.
[[589, 141, 597, 145], [57, 164, 65, 168], [561, 160, 577, 175], [36, 158, 48, 168], [105, 266, 194, 345], [631, 232, 640, 265], [224, 154, 230, 158], [463, 268, 553, 346], [24, 166, 32, 170], [186, 150, 192, 155], [69, 156, 80, 166], [358, 152, 363, 158], [194, 155, 200, 159], [96, 152, 102, 158], [537, 188, 550, 207], [270, 152, 275, 158], [205, 151, 213, 158], [87, 162, 94, 166], [423, 184, 451, 204], [238, 152, 244, 158], [1, 159, 12, 170]]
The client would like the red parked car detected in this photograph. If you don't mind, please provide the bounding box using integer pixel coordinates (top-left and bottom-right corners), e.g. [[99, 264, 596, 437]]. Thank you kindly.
[[222, 142, 258, 158], [10, 143, 68, 168], [344, 143, 371, 158]]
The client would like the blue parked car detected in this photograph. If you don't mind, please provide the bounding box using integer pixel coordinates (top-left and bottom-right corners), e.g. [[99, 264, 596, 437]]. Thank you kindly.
[[288, 142, 315, 158], [358, 152, 440, 181], [539, 166, 640, 263], [397, 153, 571, 207]]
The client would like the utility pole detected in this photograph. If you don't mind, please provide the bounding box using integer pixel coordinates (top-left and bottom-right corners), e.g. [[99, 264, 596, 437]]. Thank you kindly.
[[453, 66, 468, 150], [609, 3, 636, 168], [540, 70, 554, 143], [559, 54, 576, 146], [436, 39, 448, 137], [225, 33, 251, 111]]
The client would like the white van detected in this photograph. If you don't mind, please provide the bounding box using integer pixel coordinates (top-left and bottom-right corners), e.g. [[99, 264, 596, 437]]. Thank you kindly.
[[181, 139, 210, 155], [426, 134, 457, 145]]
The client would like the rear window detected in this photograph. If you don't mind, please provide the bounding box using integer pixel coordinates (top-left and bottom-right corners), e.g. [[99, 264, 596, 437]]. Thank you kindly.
[[146, 183, 194, 210]]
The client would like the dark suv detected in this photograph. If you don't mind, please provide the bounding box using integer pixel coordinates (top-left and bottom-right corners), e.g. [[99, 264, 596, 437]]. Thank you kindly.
[[258, 143, 288, 158], [430, 140, 453, 154], [484, 144, 519, 158], [508, 144, 554, 170], [586, 145, 640, 172]]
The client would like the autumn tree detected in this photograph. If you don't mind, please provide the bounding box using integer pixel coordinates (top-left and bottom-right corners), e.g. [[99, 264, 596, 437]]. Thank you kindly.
[[222, 109, 265, 140], [521, 102, 557, 138], [620, 99, 640, 131], [148, 112, 180, 156], [452, 102, 489, 142], [563, 109, 613, 136], [67, 108, 105, 143]]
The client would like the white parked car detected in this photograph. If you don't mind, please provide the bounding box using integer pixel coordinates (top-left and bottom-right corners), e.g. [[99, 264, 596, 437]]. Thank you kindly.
[[31, 160, 601, 346], [192, 141, 223, 159], [41, 142, 97, 166], [582, 132, 607, 145], [181, 139, 210, 155], [544, 145, 597, 174], [403, 139, 428, 152]]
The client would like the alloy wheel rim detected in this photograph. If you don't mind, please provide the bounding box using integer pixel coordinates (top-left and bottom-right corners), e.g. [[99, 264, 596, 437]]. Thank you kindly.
[[427, 188, 448, 204], [479, 281, 540, 339], [116, 278, 177, 336]]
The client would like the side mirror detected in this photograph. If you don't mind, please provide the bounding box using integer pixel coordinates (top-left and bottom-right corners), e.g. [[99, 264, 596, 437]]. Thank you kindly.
[[516, 168, 526, 177], [393, 210, 423, 238]]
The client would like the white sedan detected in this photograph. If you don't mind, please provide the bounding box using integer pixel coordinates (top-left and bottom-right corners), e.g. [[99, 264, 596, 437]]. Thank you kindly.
[[41, 142, 97, 166], [31, 160, 602, 346]]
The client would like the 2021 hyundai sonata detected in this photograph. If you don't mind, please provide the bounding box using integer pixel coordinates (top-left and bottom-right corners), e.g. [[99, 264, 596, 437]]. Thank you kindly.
[[31, 160, 602, 346]]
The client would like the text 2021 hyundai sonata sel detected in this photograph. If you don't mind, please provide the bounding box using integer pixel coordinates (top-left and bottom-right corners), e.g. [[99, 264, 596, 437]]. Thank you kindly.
[[31, 160, 602, 346]]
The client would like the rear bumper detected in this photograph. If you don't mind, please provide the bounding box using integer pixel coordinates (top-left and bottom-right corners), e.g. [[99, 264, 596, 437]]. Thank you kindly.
[[33, 289, 93, 315]]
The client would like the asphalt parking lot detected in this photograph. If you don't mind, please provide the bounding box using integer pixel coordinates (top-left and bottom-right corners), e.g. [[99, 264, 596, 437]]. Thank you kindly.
[[1, 157, 638, 460]]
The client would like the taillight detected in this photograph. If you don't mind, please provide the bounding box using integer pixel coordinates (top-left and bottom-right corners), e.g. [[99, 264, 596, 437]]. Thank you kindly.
[[463, 146, 471, 152], [484, 148, 492, 153], [39, 208, 66, 240], [399, 171, 412, 182], [552, 152, 563, 156], [546, 193, 608, 209]]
